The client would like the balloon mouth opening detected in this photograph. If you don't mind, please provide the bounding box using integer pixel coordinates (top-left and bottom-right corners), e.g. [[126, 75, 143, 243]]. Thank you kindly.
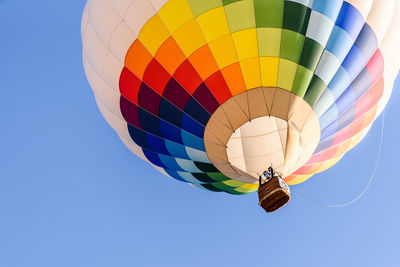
[[226, 116, 289, 179], [203, 87, 321, 184]]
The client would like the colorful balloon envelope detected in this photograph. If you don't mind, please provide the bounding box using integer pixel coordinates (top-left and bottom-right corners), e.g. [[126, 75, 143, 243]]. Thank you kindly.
[[82, 0, 400, 195]]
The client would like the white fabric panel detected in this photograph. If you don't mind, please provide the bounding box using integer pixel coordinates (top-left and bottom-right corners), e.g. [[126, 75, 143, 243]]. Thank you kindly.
[[112, 0, 135, 16], [81, 3, 90, 35], [346, 0, 373, 19], [282, 125, 301, 175], [87, 0, 111, 23], [366, 0, 395, 43], [278, 129, 287, 153], [124, 0, 157, 36], [90, 1, 122, 47], [376, 1, 400, 116], [313, 89, 335, 117], [150, 0, 169, 10], [240, 132, 283, 157], [185, 147, 211, 163], [83, 23, 109, 79], [229, 158, 246, 173], [109, 22, 137, 62], [359, 124, 373, 143], [227, 136, 244, 159], [103, 52, 124, 90], [240, 117, 280, 136], [83, 55, 123, 118], [275, 117, 288, 129], [306, 10, 334, 46], [314, 50, 341, 85], [176, 159, 202, 172], [152, 166, 171, 177]]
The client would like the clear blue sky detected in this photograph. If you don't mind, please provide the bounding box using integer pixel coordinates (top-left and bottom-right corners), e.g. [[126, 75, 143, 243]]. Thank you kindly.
[[1, 1, 400, 267]]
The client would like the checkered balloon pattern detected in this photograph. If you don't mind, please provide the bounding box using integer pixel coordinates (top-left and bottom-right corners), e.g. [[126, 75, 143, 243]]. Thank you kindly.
[[82, 0, 400, 194]]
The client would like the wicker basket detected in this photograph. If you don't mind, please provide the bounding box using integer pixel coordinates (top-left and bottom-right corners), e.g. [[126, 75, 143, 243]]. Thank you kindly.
[[258, 177, 291, 213]]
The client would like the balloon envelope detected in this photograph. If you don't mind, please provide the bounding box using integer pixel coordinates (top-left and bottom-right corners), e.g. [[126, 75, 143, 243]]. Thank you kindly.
[[82, 0, 400, 194]]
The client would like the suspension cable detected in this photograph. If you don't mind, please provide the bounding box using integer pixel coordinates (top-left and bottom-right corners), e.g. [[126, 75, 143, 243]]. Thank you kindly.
[[292, 111, 386, 208]]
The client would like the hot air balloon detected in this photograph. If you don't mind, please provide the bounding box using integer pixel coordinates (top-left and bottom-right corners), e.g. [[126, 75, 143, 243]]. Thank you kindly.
[[81, 0, 400, 212]]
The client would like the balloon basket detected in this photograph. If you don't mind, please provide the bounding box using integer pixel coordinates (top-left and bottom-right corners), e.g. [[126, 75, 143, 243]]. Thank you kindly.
[[258, 177, 291, 213]]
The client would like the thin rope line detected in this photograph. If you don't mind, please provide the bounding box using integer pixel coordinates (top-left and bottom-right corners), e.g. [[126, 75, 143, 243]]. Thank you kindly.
[[293, 111, 385, 208], [232, 97, 251, 121]]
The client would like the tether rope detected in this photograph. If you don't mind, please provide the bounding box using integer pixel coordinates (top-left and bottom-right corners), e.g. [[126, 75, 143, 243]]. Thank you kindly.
[[292, 111, 386, 208]]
